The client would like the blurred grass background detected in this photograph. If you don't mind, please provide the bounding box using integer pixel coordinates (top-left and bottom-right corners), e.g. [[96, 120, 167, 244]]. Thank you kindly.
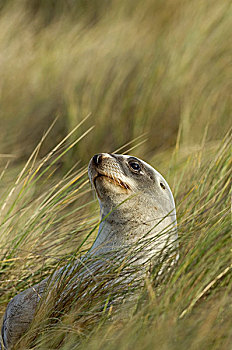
[[0, 0, 231, 163], [0, 0, 231, 349]]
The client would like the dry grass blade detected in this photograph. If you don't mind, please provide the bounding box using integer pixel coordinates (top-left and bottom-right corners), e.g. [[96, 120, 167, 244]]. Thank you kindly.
[[179, 264, 232, 319]]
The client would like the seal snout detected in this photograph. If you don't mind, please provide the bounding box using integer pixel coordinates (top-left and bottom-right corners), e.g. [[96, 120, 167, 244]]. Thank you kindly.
[[88, 153, 132, 192]]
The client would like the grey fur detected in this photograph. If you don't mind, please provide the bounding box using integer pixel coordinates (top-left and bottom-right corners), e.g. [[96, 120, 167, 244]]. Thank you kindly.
[[0, 153, 177, 349]]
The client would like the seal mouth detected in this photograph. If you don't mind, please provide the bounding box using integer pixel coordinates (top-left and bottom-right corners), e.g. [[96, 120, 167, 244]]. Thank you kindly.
[[93, 172, 131, 191]]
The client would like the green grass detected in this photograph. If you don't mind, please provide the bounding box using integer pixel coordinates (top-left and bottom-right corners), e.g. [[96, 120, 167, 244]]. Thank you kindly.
[[0, 0, 231, 349], [0, 128, 231, 349]]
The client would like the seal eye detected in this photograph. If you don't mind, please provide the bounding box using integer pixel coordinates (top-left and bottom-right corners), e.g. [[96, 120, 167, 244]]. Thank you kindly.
[[128, 161, 141, 172], [160, 182, 166, 190]]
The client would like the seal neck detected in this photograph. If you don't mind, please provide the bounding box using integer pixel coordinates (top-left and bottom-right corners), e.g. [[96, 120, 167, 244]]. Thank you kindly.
[[89, 205, 177, 258]]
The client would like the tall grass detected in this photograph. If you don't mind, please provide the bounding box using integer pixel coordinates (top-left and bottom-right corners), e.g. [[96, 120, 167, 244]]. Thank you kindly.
[[0, 128, 231, 349], [0, 0, 231, 163], [0, 0, 231, 348]]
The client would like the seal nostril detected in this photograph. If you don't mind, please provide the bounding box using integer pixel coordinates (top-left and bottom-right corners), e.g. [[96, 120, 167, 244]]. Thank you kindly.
[[93, 154, 102, 165]]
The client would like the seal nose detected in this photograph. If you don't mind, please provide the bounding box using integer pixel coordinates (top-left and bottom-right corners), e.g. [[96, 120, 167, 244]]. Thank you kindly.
[[93, 154, 102, 166]]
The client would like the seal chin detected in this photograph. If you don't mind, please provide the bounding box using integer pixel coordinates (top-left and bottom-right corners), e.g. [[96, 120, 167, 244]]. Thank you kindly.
[[93, 173, 130, 191], [93, 175, 128, 201]]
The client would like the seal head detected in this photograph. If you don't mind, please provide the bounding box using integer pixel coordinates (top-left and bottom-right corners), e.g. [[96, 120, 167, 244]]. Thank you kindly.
[[88, 153, 177, 261]]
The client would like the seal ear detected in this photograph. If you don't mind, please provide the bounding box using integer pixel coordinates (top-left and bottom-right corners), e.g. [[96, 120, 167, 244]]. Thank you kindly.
[[160, 182, 166, 190]]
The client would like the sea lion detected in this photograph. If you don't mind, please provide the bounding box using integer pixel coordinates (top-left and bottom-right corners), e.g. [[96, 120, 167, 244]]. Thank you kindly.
[[0, 153, 177, 349]]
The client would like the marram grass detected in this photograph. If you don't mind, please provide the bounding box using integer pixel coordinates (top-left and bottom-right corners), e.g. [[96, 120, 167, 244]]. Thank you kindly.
[[0, 0, 231, 163], [0, 129, 231, 350], [0, 0, 231, 348]]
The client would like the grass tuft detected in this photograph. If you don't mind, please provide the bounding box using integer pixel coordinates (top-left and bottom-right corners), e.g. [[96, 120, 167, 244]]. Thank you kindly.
[[0, 130, 231, 349]]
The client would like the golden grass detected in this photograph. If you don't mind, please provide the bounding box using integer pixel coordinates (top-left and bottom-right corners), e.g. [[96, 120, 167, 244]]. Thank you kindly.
[[0, 0, 231, 163], [0, 0, 231, 349], [0, 128, 230, 349]]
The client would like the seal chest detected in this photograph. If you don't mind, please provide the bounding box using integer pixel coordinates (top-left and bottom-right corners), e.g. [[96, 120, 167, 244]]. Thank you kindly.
[[88, 153, 177, 261]]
